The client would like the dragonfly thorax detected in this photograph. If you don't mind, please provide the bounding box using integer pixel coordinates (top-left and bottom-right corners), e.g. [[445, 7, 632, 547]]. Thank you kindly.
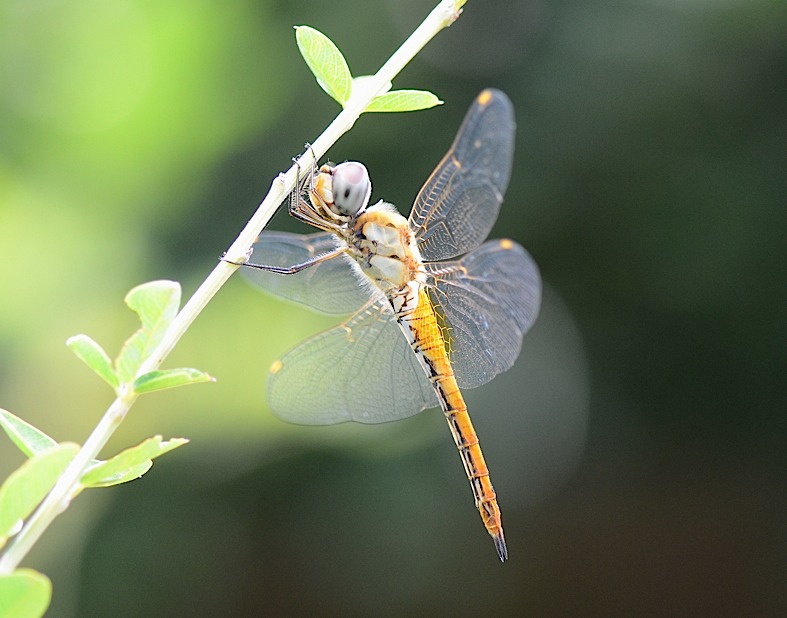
[[346, 203, 424, 301]]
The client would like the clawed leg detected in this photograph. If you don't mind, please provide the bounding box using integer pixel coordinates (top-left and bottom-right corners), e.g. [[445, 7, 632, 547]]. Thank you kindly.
[[289, 144, 318, 217], [222, 245, 346, 275], [221, 145, 340, 273]]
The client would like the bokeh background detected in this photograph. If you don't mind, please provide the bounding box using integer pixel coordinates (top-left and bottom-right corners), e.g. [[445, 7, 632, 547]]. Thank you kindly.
[[1, 0, 784, 615]]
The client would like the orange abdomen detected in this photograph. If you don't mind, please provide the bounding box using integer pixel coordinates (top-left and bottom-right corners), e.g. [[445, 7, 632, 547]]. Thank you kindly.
[[406, 290, 508, 561]]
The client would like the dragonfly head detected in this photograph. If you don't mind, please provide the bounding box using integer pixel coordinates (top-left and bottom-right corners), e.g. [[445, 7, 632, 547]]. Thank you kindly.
[[314, 161, 371, 219]]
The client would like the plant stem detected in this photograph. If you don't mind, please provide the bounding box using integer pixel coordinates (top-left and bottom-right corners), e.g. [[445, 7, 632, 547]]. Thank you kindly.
[[0, 0, 466, 574], [0, 398, 132, 574]]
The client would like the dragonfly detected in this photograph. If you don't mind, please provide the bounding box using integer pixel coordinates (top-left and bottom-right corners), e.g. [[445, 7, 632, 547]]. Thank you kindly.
[[235, 89, 541, 561]]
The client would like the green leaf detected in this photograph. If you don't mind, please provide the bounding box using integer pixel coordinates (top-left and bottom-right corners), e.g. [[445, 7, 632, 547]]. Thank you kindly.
[[295, 25, 352, 104], [66, 334, 119, 389], [133, 368, 214, 394], [80, 436, 188, 488], [365, 89, 443, 113], [0, 444, 79, 542], [81, 459, 152, 489], [0, 409, 57, 458], [115, 281, 181, 384], [0, 569, 52, 618]]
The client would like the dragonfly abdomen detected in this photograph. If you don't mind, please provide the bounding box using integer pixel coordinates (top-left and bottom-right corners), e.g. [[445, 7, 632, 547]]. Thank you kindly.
[[401, 289, 508, 561], [440, 383, 508, 562]]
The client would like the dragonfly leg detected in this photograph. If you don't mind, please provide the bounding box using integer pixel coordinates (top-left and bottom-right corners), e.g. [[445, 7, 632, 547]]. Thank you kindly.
[[223, 245, 347, 275], [289, 144, 318, 217]]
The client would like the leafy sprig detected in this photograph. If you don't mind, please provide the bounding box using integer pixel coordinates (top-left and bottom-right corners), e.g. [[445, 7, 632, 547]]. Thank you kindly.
[[295, 26, 442, 113], [0, 281, 202, 615]]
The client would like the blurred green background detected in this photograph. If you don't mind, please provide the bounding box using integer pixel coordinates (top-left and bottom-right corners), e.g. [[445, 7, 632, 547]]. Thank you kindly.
[[1, 0, 785, 615]]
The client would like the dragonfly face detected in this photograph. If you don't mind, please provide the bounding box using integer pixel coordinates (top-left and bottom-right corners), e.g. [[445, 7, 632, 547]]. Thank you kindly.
[[306, 162, 372, 222], [241, 89, 542, 562]]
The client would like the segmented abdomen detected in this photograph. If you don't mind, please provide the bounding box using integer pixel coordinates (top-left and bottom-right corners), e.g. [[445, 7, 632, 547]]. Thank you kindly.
[[399, 289, 508, 561]]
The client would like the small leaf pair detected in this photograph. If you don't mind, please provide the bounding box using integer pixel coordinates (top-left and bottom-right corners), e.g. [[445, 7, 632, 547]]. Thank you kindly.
[[0, 409, 189, 546], [66, 281, 213, 397], [295, 26, 442, 113], [0, 408, 188, 617]]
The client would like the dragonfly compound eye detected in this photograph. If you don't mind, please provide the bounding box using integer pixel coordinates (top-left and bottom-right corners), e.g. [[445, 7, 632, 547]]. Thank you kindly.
[[331, 162, 371, 216]]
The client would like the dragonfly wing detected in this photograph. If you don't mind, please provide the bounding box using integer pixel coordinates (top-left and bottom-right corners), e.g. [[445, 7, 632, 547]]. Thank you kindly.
[[425, 239, 541, 389], [268, 297, 439, 424], [242, 231, 370, 315], [409, 89, 515, 261]]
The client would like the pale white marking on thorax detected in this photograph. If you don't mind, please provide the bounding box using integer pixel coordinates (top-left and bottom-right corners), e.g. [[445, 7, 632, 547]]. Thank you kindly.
[[345, 201, 426, 302]]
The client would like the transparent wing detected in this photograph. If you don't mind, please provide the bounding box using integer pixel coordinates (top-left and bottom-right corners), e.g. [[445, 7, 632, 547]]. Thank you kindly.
[[424, 239, 541, 389], [268, 298, 439, 424], [242, 231, 370, 315], [409, 89, 515, 261]]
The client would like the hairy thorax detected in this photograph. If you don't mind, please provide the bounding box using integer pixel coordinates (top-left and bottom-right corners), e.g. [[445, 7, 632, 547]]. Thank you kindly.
[[344, 202, 425, 310]]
